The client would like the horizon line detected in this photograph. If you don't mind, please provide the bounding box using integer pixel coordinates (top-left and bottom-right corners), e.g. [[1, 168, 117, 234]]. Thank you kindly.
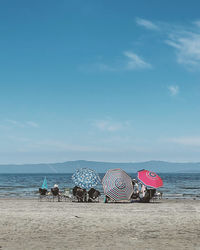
[[0, 159, 200, 166]]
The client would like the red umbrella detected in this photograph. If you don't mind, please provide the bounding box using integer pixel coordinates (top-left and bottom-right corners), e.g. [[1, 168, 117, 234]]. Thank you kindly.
[[137, 169, 163, 188]]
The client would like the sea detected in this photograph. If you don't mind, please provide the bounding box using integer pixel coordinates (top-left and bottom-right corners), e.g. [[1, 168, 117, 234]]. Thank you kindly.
[[0, 173, 200, 199]]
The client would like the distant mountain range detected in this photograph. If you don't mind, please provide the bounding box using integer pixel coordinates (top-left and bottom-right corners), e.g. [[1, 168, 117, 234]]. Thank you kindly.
[[0, 160, 200, 173]]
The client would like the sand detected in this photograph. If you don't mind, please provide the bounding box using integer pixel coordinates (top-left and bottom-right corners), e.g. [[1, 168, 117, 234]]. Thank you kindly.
[[0, 198, 200, 250]]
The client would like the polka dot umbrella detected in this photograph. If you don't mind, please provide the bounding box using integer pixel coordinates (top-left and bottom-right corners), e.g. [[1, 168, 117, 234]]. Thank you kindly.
[[72, 168, 101, 190]]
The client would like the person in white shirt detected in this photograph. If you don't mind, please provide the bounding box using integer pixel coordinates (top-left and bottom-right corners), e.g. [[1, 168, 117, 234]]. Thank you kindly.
[[140, 184, 147, 198]]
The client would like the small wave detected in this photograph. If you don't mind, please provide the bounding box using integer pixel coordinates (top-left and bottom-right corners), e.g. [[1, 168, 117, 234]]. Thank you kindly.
[[0, 187, 19, 191], [0, 185, 27, 189], [178, 186, 200, 190], [164, 193, 183, 197], [183, 193, 198, 197]]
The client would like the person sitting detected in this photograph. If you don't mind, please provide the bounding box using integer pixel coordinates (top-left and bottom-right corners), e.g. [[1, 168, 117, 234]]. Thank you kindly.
[[39, 188, 48, 196], [104, 195, 110, 203], [141, 184, 146, 197], [72, 186, 87, 202], [38, 188, 48, 201], [140, 187, 156, 203], [131, 179, 140, 199], [88, 188, 100, 202], [152, 190, 162, 201], [51, 184, 61, 201]]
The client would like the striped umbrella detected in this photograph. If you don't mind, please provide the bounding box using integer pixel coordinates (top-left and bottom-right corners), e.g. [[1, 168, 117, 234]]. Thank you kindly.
[[102, 169, 134, 201], [72, 168, 101, 190], [137, 169, 163, 188]]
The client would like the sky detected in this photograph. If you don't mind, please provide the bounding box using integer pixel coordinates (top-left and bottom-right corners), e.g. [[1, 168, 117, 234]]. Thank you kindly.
[[1, 0, 200, 164]]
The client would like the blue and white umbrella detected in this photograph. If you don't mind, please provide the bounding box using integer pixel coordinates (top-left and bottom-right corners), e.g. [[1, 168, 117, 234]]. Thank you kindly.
[[72, 168, 101, 189]]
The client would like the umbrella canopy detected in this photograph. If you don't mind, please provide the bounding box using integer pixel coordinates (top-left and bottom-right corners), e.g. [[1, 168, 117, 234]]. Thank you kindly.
[[102, 169, 134, 201], [137, 169, 163, 188], [41, 176, 48, 190], [72, 168, 101, 189]]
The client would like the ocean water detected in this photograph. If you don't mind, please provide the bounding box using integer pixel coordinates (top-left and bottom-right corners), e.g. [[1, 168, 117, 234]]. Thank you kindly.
[[0, 173, 200, 199]]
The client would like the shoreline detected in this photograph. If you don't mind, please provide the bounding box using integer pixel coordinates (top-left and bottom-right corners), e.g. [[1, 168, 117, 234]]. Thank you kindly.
[[0, 196, 200, 201], [0, 199, 200, 249]]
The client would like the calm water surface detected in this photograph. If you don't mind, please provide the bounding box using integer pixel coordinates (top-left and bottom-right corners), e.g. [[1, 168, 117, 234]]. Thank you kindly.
[[0, 173, 200, 199]]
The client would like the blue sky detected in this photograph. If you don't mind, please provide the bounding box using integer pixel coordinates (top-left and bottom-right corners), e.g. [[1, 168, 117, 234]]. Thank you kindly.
[[1, 0, 200, 163]]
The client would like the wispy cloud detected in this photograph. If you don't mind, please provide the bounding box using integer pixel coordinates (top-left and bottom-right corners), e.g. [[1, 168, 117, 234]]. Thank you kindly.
[[16, 139, 116, 153], [92, 63, 116, 72], [167, 136, 200, 146], [93, 119, 130, 132], [8, 135, 30, 142], [164, 20, 200, 69], [168, 85, 179, 96], [193, 20, 200, 27], [136, 17, 159, 31], [5, 119, 39, 128], [123, 51, 152, 70], [26, 121, 39, 128], [166, 31, 200, 69], [81, 51, 152, 72], [135, 17, 200, 70], [6, 119, 25, 128]]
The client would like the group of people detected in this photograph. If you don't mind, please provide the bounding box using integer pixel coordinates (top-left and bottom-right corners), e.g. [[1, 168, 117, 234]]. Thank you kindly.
[[103, 179, 157, 203], [131, 179, 157, 202], [39, 180, 159, 203], [39, 184, 61, 201], [72, 186, 100, 202], [39, 184, 101, 202]]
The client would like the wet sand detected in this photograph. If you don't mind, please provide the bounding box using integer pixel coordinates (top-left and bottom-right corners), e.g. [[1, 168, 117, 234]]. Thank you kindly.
[[0, 198, 200, 250]]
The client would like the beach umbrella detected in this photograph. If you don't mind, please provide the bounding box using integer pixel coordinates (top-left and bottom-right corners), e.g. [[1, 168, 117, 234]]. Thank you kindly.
[[41, 176, 48, 190], [102, 169, 134, 201], [72, 168, 101, 189], [137, 169, 163, 188]]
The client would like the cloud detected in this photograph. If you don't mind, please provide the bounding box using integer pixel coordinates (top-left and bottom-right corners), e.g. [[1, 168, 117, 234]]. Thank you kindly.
[[93, 119, 130, 132], [82, 51, 152, 72], [167, 137, 200, 146], [5, 119, 39, 128], [6, 119, 25, 128], [26, 121, 39, 128], [136, 18, 159, 31], [95, 121, 122, 132], [16, 139, 116, 153], [166, 31, 200, 69], [81, 19, 200, 73], [92, 63, 116, 72], [123, 51, 152, 70], [8, 135, 30, 142], [168, 85, 179, 96], [193, 20, 200, 27], [164, 20, 200, 70], [135, 18, 200, 70]]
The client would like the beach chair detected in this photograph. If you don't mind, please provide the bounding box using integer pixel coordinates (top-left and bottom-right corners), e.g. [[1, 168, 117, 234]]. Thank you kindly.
[[62, 188, 73, 202], [38, 188, 48, 201], [140, 189, 156, 203], [72, 186, 87, 202], [131, 191, 140, 200], [51, 187, 61, 202], [103, 195, 112, 203], [88, 188, 101, 202], [152, 191, 163, 202]]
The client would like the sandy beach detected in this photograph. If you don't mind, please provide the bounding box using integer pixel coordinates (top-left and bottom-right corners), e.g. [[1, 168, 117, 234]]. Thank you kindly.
[[0, 199, 199, 250]]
